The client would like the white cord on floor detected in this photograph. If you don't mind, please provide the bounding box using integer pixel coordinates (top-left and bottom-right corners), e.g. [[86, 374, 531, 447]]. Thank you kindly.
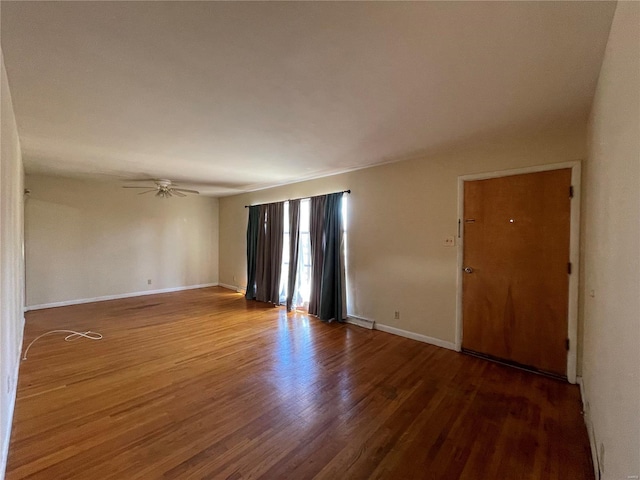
[[22, 330, 103, 360]]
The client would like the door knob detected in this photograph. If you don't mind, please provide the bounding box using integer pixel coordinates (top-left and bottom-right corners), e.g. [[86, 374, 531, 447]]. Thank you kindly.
[[463, 267, 474, 274]]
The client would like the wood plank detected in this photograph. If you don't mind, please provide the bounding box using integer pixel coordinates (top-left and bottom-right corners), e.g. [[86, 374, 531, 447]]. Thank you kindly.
[[7, 287, 593, 479]]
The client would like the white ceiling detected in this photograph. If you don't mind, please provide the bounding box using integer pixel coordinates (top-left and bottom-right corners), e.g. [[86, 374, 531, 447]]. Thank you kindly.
[[1, 1, 616, 196]]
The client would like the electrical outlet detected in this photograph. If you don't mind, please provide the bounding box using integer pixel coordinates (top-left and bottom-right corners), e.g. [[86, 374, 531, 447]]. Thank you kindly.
[[444, 236, 456, 247], [394, 311, 400, 320], [147, 279, 152, 285]]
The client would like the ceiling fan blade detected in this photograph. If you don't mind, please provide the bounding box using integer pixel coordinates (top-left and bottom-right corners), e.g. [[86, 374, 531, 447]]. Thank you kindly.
[[173, 191, 186, 197], [172, 188, 200, 194], [137, 190, 157, 195], [123, 186, 156, 189]]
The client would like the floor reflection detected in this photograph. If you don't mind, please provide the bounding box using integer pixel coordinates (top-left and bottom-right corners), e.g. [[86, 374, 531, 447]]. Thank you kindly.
[[270, 309, 323, 426], [272, 311, 315, 384], [269, 309, 355, 429]]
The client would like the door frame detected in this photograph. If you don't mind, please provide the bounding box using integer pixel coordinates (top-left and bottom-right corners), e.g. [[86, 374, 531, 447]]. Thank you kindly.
[[454, 161, 581, 383]]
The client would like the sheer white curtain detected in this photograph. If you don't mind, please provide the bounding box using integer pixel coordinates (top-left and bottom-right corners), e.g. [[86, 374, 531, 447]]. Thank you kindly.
[[295, 199, 312, 308], [279, 199, 311, 309], [278, 203, 289, 305]]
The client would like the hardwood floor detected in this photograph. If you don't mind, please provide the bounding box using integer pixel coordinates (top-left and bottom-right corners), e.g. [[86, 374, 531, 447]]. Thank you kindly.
[[7, 287, 593, 479]]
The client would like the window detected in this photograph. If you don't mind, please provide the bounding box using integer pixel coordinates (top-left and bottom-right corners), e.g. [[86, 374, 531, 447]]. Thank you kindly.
[[279, 199, 311, 308], [278, 194, 347, 311]]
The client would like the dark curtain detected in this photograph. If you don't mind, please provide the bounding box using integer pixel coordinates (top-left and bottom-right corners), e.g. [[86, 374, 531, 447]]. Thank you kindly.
[[319, 193, 347, 322], [255, 205, 268, 300], [255, 202, 284, 304], [286, 199, 301, 312], [245, 206, 260, 300], [308, 195, 327, 316]]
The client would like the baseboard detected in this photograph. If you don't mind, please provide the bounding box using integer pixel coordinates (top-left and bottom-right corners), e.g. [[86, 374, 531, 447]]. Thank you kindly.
[[218, 283, 246, 294], [374, 323, 456, 351], [1, 319, 24, 480], [347, 315, 375, 330], [577, 377, 601, 480], [24, 283, 219, 311]]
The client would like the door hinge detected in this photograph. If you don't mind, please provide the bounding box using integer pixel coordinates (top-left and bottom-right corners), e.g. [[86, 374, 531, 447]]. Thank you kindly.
[[569, 185, 574, 198], [568, 262, 572, 274], [566, 338, 570, 351]]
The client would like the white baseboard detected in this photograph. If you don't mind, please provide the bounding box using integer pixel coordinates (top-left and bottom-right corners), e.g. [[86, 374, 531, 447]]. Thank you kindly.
[[1, 320, 24, 480], [218, 283, 246, 294], [374, 323, 456, 351], [577, 377, 600, 480], [347, 315, 375, 330], [24, 283, 219, 311]]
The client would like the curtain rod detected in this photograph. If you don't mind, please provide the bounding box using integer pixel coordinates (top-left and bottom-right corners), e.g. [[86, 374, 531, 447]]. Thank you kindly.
[[244, 190, 350, 208]]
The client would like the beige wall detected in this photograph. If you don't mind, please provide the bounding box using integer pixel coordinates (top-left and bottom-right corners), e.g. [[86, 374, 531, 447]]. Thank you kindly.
[[219, 125, 586, 344], [0, 52, 25, 478], [581, 2, 640, 479], [25, 175, 219, 307]]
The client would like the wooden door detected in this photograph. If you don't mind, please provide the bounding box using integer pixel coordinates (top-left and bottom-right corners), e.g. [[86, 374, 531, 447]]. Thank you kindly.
[[462, 169, 572, 377]]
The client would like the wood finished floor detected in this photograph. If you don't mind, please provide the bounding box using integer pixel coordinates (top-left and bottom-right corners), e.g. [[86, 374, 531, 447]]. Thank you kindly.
[[8, 287, 593, 480]]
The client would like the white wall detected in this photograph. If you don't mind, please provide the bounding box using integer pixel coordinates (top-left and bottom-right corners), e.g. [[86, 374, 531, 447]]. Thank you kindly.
[[219, 125, 586, 346], [0, 52, 25, 480], [581, 2, 640, 479], [25, 175, 219, 308]]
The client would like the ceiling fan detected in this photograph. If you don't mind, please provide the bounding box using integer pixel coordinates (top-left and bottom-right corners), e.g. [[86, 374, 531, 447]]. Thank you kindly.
[[123, 179, 199, 198]]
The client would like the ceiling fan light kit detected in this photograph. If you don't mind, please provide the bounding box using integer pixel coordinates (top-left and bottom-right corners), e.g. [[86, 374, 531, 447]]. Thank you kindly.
[[123, 179, 199, 198]]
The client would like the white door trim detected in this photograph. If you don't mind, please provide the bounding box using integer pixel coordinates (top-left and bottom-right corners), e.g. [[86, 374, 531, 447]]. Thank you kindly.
[[454, 161, 581, 384]]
